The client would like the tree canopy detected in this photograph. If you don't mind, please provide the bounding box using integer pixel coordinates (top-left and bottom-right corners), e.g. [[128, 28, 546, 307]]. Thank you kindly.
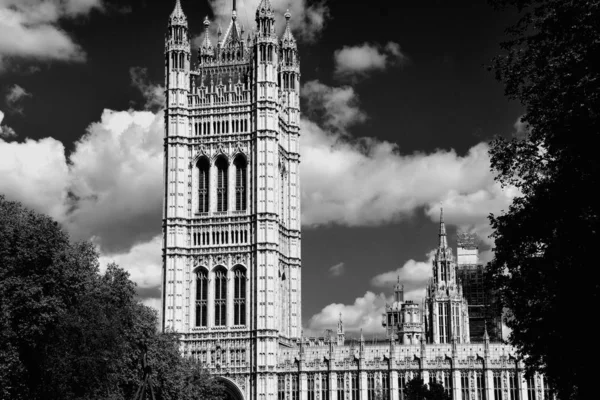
[[487, 1, 600, 399], [0, 195, 224, 400], [404, 377, 451, 400]]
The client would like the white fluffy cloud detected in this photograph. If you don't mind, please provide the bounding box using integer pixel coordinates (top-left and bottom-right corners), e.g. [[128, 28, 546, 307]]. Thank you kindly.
[[200, 0, 328, 44], [98, 235, 162, 290], [371, 251, 435, 301], [0, 108, 164, 253], [334, 42, 407, 79], [301, 80, 366, 131], [0, 134, 69, 218], [306, 291, 389, 336], [0, 109, 16, 138], [0, 0, 104, 71]]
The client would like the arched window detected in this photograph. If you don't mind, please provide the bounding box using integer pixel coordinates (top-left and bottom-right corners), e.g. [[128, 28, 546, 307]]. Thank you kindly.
[[216, 157, 228, 212], [214, 268, 227, 326], [234, 156, 247, 211], [198, 158, 209, 213], [233, 267, 246, 325], [195, 269, 208, 327]]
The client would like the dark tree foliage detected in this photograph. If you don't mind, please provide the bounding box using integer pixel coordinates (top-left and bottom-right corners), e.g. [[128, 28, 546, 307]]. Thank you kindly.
[[0, 195, 224, 400], [404, 377, 450, 400], [487, 1, 600, 399]]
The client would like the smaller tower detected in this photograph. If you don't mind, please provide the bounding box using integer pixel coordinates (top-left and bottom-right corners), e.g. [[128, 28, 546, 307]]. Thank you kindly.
[[198, 16, 215, 65], [425, 207, 471, 344], [337, 313, 345, 345], [165, 0, 190, 138]]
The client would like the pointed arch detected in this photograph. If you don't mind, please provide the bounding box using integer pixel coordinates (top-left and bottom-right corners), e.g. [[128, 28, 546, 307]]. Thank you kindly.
[[215, 155, 229, 212], [213, 266, 227, 326], [197, 157, 210, 213], [194, 266, 208, 327], [215, 377, 245, 400], [234, 154, 247, 211], [232, 265, 246, 326]]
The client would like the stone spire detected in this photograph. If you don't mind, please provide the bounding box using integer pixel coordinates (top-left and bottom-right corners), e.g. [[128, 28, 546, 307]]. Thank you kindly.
[[169, 0, 187, 27], [200, 16, 214, 57], [439, 206, 448, 249], [280, 9, 296, 48], [394, 276, 404, 302], [256, 0, 274, 17]]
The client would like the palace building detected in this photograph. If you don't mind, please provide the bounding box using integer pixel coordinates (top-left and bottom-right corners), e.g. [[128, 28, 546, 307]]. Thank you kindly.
[[161, 1, 550, 399]]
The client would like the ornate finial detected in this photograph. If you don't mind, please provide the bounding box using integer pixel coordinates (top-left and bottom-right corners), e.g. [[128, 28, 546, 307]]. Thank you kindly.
[[285, 8, 291, 20], [203, 15, 210, 28], [169, 0, 187, 26], [439, 205, 448, 249]]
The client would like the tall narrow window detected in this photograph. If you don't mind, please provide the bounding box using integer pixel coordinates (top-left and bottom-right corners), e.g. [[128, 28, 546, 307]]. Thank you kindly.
[[337, 374, 345, 400], [367, 373, 375, 400], [278, 375, 286, 400], [509, 372, 519, 400], [351, 373, 359, 400], [476, 371, 486, 400], [444, 371, 452, 397], [292, 375, 299, 400], [195, 269, 208, 327], [234, 267, 246, 325], [214, 268, 227, 326], [398, 373, 406, 400], [461, 371, 470, 400], [321, 374, 329, 400], [382, 373, 390, 400], [439, 302, 448, 343], [235, 156, 247, 211], [493, 372, 502, 400], [216, 157, 228, 212], [198, 158, 209, 213], [308, 375, 315, 400]]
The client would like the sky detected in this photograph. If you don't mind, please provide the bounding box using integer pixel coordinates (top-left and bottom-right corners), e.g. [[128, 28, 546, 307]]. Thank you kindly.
[[0, 0, 523, 337]]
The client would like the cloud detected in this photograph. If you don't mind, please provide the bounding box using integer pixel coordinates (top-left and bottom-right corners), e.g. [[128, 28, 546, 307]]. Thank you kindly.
[[0, 110, 16, 138], [301, 80, 366, 132], [98, 234, 162, 290], [64, 109, 164, 253], [334, 42, 407, 79], [0, 134, 70, 219], [371, 251, 435, 301], [5, 84, 32, 114], [0, 0, 105, 71], [328, 262, 345, 277], [306, 291, 389, 336], [198, 0, 328, 45], [130, 67, 165, 112]]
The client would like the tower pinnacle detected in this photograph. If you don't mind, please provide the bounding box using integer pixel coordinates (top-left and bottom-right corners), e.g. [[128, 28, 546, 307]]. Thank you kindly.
[[439, 206, 448, 249], [169, 0, 187, 27]]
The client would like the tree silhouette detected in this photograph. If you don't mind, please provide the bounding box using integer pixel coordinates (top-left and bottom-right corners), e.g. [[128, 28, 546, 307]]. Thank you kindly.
[[487, 0, 600, 399]]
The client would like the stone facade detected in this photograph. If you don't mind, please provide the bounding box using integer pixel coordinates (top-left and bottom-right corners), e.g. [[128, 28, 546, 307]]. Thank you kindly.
[[161, 1, 550, 399]]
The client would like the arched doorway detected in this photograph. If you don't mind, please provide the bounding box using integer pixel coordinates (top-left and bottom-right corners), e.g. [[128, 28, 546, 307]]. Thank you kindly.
[[216, 377, 244, 400]]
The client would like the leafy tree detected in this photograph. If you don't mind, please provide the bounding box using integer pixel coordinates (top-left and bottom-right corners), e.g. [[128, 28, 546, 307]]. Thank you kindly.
[[0, 195, 224, 400], [404, 377, 450, 400], [487, 1, 600, 399]]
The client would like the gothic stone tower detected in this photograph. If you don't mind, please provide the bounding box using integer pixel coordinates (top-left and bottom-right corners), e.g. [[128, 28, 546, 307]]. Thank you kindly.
[[424, 208, 470, 344], [162, 0, 301, 398]]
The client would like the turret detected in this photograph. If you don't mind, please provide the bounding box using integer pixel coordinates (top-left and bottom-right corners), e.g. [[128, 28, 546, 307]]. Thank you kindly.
[[199, 16, 214, 65], [165, 0, 190, 137], [394, 277, 404, 302], [255, 0, 276, 38], [337, 313, 345, 345]]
